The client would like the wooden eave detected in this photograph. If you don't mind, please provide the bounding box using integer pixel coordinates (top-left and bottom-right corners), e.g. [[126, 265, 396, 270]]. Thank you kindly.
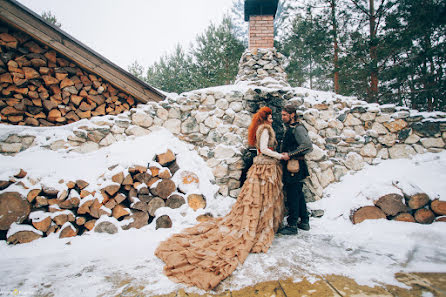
[[0, 0, 165, 103]]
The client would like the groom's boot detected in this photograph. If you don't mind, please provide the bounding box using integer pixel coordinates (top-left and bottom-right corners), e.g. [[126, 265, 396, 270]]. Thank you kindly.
[[278, 224, 297, 235], [297, 218, 310, 231]]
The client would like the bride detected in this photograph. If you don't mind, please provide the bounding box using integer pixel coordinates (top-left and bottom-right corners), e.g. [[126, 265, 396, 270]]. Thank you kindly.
[[155, 106, 287, 290]]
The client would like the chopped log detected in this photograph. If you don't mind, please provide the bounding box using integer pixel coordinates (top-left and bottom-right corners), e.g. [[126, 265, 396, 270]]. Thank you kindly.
[[104, 198, 117, 210], [42, 75, 59, 86], [414, 209, 435, 224], [431, 199, 446, 216], [25, 118, 39, 126], [14, 168, 27, 178], [147, 197, 165, 216], [66, 181, 76, 189], [187, 194, 207, 211], [158, 168, 172, 179], [60, 77, 74, 89], [156, 215, 172, 229], [76, 179, 89, 190], [115, 193, 126, 204], [146, 177, 159, 188], [407, 193, 431, 210], [196, 213, 214, 223], [27, 188, 41, 202], [0, 192, 31, 230], [46, 224, 59, 235], [129, 165, 147, 174], [166, 194, 186, 209], [44, 50, 57, 63], [70, 95, 83, 106], [57, 189, 68, 201], [59, 223, 78, 238], [0, 73, 13, 83], [84, 220, 96, 231], [393, 213, 416, 223], [94, 221, 118, 234], [121, 211, 149, 230], [134, 172, 151, 184], [149, 166, 160, 177], [29, 211, 53, 232], [130, 199, 148, 212], [104, 184, 120, 196], [112, 172, 124, 184], [80, 190, 91, 198], [392, 180, 430, 209], [7, 230, 42, 244], [42, 185, 59, 196], [35, 196, 48, 207], [59, 197, 80, 209], [150, 179, 176, 199], [78, 198, 94, 215], [351, 206, 386, 224], [53, 213, 68, 226], [0, 180, 11, 190], [138, 194, 153, 204], [23, 67, 40, 80], [122, 174, 133, 186], [112, 204, 130, 219], [374, 193, 409, 216], [76, 216, 86, 226], [168, 161, 180, 175], [89, 199, 111, 218], [156, 149, 176, 166]]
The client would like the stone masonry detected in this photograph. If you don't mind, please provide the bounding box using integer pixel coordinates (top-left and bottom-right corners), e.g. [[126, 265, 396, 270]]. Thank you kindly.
[[1, 49, 446, 202]]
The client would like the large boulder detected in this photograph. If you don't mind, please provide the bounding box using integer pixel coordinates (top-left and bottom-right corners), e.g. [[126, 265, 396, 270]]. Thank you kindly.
[[0, 192, 31, 230]]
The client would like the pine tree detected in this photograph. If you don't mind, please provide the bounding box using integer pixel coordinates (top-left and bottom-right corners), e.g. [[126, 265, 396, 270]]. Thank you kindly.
[[127, 60, 146, 82], [41, 11, 61, 28], [191, 16, 245, 87], [146, 44, 196, 93], [279, 6, 332, 90]]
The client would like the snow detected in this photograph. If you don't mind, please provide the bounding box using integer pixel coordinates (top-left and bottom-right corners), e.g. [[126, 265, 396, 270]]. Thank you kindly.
[[6, 223, 43, 238], [0, 103, 446, 296]]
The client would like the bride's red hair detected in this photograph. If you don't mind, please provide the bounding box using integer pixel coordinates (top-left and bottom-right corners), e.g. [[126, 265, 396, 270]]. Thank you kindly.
[[248, 106, 272, 147]]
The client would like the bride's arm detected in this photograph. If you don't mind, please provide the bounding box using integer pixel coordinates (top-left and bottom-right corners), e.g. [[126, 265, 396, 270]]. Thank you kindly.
[[259, 129, 283, 160]]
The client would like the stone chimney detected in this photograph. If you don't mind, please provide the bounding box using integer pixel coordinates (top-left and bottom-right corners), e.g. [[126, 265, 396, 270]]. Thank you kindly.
[[244, 0, 279, 50]]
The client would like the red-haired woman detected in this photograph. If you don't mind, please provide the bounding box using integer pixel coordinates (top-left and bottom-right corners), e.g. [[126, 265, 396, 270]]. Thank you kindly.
[[155, 106, 287, 291]]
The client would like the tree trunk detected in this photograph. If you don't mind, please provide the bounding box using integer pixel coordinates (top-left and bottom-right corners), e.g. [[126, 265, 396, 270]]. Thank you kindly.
[[369, 0, 378, 103], [331, 0, 340, 93]]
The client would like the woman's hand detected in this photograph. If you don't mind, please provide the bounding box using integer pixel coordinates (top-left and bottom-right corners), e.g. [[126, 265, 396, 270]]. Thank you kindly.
[[281, 153, 290, 160]]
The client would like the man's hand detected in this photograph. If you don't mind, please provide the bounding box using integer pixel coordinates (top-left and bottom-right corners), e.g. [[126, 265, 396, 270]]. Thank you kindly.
[[282, 153, 290, 161]]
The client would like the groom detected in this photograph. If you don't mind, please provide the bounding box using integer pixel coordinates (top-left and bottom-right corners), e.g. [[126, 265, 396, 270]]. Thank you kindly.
[[279, 104, 313, 235]]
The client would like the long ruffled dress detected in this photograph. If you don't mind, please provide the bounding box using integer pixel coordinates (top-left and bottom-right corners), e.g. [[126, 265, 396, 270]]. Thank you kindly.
[[155, 124, 284, 291]]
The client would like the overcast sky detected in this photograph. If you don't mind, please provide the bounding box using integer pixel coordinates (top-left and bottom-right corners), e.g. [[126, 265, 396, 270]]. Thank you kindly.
[[16, 0, 237, 71]]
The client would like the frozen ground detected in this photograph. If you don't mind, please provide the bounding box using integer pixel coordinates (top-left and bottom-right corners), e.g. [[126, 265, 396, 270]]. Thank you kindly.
[[0, 128, 445, 296]]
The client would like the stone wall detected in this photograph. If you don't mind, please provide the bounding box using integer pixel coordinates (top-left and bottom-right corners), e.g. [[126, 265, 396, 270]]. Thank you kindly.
[[1, 48, 445, 202], [1, 84, 445, 201]]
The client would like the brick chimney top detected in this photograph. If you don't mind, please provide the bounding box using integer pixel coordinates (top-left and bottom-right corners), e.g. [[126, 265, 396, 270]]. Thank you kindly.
[[244, 0, 279, 50]]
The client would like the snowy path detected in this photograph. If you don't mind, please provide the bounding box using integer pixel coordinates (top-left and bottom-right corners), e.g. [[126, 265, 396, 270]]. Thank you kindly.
[[1, 218, 445, 296]]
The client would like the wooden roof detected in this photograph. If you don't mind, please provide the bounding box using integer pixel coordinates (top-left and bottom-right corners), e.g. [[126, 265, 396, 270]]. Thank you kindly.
[[0, 0, 165, 103]]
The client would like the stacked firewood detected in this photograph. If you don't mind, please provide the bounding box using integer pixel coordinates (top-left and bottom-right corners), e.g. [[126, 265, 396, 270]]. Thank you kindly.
[[351, 181, 446, 225], [0, 26, 137, 126], [0, 150, 208, 244]]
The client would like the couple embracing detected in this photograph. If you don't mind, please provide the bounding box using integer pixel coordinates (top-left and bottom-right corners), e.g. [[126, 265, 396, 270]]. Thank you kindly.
[[155, 104, 313, 291]]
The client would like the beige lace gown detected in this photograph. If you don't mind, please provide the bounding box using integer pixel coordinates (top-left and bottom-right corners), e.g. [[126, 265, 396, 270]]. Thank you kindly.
[[155, 124, 284, 291]]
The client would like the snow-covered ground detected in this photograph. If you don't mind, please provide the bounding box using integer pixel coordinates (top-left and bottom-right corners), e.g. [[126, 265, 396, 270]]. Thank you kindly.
[[0, 127, 445, 296]]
